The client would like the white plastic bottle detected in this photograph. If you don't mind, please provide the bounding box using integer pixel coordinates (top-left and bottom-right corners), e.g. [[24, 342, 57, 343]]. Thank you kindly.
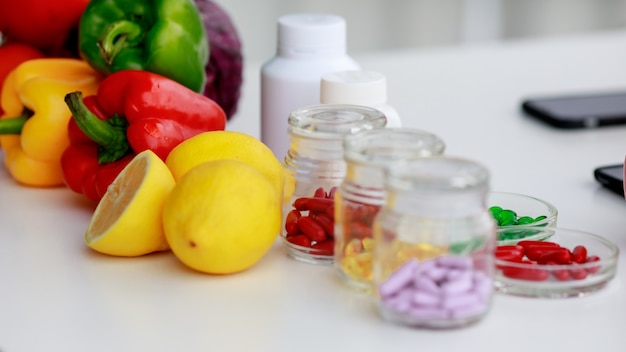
[[261, 13, 361, 160], [320, 70, 402, 128]]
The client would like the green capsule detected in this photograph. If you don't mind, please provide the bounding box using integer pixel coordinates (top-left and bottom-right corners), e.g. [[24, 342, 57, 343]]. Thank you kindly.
[[489, 206, 503, 217], [517, 216, 535, 225], [534, 215, 547, 222], [496, 209, 517, 226]]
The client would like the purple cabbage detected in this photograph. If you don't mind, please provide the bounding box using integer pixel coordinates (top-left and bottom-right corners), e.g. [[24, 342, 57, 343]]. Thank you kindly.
[[195, 0, 244, 119]]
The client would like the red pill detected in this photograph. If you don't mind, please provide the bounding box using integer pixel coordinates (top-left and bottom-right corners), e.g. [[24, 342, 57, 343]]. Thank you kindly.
[[571, 245, 588, 264], [351, 221, 373, 239], [298, 216, 327, 242], [502, 266, 549, 281], [585, 255, 601, 274], [312, 240, 334, 255], [518, 240, 560, 251], [312, 213, 334, 237], [495, 245, 525, 262], [570, 266, 588, 280], [525, 245, 562, 261], [536, 247, 572, 264], [313, 187, 326, 198], [287, 234, 311, 248], [326, 187, 337, 199], [552, 269, 571, 281], [325, 204, 335, 219], [285, 210, 301, 236], [293, 197, 335, 213]]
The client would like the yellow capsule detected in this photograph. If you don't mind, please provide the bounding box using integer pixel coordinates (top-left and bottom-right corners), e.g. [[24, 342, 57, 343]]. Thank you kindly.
[[362, 237, 374, 251]]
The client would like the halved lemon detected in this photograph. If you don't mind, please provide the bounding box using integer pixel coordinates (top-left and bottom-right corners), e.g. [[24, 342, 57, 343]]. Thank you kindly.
[[85, 150, 175, 256]]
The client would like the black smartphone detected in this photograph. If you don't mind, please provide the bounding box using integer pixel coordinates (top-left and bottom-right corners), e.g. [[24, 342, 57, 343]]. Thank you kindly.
[[594, 164, 624, 196], [521, 90, 626, 128]]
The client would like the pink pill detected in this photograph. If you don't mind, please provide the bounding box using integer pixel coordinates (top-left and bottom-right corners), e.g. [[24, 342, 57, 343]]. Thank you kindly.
[[379, 259, 419, 298], [413, 275, 441, 295], [437, 255, 473, 270], [412, 291, 441, 307], [441, 271, 473, 296]]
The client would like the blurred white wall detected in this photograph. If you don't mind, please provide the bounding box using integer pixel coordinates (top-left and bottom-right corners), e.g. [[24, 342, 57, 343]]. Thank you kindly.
[[214, 0, 626, 63]]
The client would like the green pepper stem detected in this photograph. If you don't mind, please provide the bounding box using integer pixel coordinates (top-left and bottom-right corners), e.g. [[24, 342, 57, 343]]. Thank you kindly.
[[0, 109, 33, 134], [64, 91, 130, 163], [97, 20, 143, 65]]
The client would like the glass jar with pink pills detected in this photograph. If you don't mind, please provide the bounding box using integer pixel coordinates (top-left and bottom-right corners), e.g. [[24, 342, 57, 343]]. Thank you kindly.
[[281, 104, 386, 264], [372, 156, 497, 329]]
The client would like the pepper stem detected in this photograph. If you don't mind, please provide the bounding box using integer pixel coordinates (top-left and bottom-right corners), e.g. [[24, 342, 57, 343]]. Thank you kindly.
[[64, 91, 130, 163], [0, 108, 33, 134], [97, 20, 143, 65]]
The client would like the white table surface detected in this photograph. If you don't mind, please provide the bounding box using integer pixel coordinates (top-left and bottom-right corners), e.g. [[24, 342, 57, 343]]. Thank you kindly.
[[2, 30, 626, 352]]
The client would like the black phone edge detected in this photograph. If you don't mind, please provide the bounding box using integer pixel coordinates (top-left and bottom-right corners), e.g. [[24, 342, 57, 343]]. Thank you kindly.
[[521, 99, 626, 129], [593, 164, 625, 196]]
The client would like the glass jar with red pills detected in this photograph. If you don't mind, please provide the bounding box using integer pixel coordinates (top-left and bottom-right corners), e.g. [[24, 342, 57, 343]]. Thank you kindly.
[[373, 156, 497, 329], [334, 128, 445, 292], [281, 104, 386, 264]]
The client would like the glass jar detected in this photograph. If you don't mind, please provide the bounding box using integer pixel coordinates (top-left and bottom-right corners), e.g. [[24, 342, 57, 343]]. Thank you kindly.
[[282, 104, 387, 264], [334, 128, 446, 292], [372, 156, 497, 329]]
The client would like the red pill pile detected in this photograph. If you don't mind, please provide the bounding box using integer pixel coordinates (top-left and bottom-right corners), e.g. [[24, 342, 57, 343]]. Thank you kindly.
[[495, 240, 601, 281], [285, 187, 336, 255]]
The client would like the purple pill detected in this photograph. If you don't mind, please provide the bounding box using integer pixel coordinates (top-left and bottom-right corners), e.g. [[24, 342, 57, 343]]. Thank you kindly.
[[441, 292, 480, 310], [378, 259, 419, 298], [383, 288, 415, 313], [472, 271, 493, 300], [385, 296, 413, 313], [425, 266, 448, 283], [450, 301, 488, 319], [412, 290, 441, 307], [413, 275, 441, 295], [436, 255, 473, 270], [408, 307, 448, 321], [446, 269, 464, 281], [441, 271, 473, 295], [413, 259, 436, 277]]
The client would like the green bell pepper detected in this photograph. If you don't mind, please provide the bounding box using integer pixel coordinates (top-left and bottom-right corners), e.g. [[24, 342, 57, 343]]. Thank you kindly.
[[78, 0, 209, 93]]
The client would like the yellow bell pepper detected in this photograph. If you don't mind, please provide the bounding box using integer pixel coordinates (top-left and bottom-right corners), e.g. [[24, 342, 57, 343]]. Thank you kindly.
[[0, 58, 101, 187]]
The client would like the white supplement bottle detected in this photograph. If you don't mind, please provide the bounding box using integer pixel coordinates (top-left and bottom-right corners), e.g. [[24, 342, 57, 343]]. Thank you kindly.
[[261, 13, 361, 160], [320, 70, 402, 128]]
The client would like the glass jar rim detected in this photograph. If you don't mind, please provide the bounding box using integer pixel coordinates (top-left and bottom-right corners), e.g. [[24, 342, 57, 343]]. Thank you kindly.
[[385, 156, 490, 192], [288, 104, 387, 139], [343, 127, 446, 164]]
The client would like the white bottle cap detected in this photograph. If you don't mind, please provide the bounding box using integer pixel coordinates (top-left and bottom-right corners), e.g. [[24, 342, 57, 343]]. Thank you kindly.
[[320, 70, 388, 106], [277, 13, 347, 58]]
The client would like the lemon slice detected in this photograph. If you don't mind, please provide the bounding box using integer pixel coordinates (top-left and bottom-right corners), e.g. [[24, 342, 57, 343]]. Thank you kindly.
[[163, 159, 281, 274], [85, 150, 176, 256]]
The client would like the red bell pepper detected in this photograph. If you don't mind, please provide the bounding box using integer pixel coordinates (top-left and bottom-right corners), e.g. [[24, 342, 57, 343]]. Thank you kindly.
[[62, 69, 226, 202], [0, 43, 45, 116], [0, 0, 89, 57]]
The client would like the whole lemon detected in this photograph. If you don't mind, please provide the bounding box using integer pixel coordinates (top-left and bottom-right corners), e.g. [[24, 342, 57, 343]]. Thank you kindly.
[[85, 150, 175, 256], [163, 159, 281, 274], [165, 130, 283, 196]]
